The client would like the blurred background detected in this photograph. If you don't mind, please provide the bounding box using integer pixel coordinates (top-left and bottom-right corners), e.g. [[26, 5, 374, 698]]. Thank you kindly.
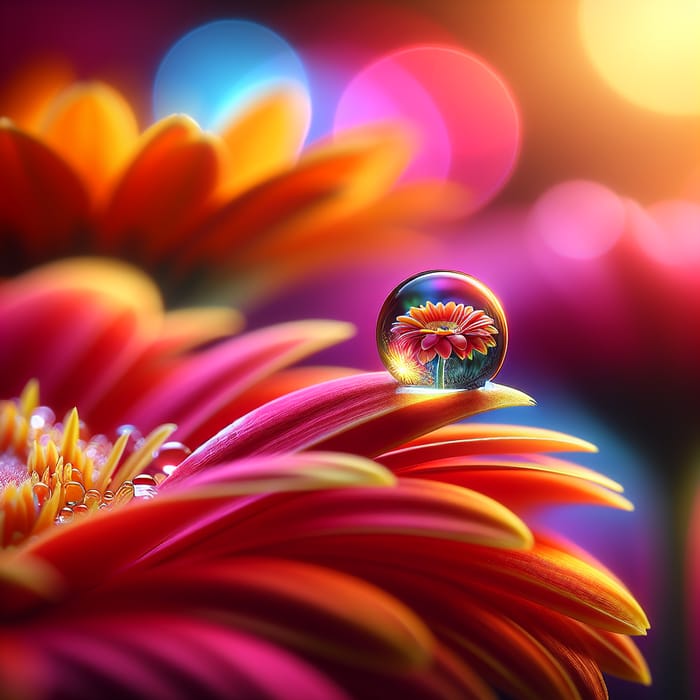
[[2, 1, 699, 697]]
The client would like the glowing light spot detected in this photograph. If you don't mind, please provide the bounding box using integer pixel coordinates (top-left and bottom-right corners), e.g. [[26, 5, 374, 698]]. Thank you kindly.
[[579, 0, 700, 115], [530, 181, 625, 260], [334, 46, 520, 210], [385, 345, 424, 384], [153, 20, 310, 131], [631, 199, 700, 266]]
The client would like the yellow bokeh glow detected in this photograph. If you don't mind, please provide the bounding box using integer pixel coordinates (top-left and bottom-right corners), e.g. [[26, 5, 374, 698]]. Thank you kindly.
[[579, 0, 700, 115]]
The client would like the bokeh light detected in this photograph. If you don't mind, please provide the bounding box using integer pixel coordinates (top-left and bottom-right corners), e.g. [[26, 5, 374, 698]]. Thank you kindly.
[[579, 0, 700, 115], [334, 46, 520, 209], [153, 19, 309, 131], [632, 199, 700, 267], [529, 180, 625, 260]]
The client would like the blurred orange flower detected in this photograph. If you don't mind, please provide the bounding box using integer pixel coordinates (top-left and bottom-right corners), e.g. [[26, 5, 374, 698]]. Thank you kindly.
[[0, 65, 464, 303], [0, 259, 650, 699]]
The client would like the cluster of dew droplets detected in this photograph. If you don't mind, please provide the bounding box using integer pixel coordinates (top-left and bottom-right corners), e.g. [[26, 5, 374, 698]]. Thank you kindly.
[[47, 421, 191, 526], [0, 382, 193, 545]]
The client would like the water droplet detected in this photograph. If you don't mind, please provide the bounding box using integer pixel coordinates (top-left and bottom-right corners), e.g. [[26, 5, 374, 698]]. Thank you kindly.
[[377, 271, 508, 390], [114, 481, 135, 505], [84, 489, 101, 508], [63, 480, 86, 506], [85, 434, 112, 465], [29, 406, 55, 431], [116, 425, 144, 454], [57, 506, 74, 523], [32, 482, 51, 507], [152, 441, 191, 476]]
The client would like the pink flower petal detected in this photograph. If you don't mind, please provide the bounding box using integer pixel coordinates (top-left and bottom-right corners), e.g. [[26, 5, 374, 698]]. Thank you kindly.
[[421, 334, 439, 350], [123, 320, 355, 438], [171, 373, 533, 480]]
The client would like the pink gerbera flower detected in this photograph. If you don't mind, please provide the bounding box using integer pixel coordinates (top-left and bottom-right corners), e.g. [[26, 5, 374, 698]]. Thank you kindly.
[[391, 300, 499, 364], [0, 260, 650, 699]]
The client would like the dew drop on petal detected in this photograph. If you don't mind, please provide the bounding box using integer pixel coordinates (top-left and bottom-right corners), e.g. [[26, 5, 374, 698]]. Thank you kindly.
[[32, 482, 51, 507], [377, 270, 507, 390], [152, 441, 191, 477], [29, 406, 55, 431], [133, 474, 158, 501], [63, 480, 85, 506], [116, 424, 144, 454], [84, 489, 101, 508], [57, 507, 74, 524]]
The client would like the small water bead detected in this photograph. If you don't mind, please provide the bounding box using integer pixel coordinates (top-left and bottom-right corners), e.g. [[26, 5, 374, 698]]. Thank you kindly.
[[377, 271, 508, 390], [29, 406, 55, 431], [33, 482, 51, 507], [132, 474, 158, 500], [84, 489, 102, 509], [114, 481, 135, 505], [151, 441, 191, 477], [84, 434, 113, 466], [57, 507, 74, 524], [116, 425, 145, 455], [63, 481, 86, 506]]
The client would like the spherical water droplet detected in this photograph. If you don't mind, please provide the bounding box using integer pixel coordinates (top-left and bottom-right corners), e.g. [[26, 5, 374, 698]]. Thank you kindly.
[[130, 474, 158, 500], [29, 406, 55, 431], [33, 482, 51, 507], [116, 424, 144, 454], [57, 507, 74, 523], [152, 441, 191, 476], [84, 489, 101, 508], [377, 271, 507, 390]]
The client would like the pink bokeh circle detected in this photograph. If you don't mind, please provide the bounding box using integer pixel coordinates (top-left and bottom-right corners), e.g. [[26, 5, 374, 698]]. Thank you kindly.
[[334, 45, 521, 211]]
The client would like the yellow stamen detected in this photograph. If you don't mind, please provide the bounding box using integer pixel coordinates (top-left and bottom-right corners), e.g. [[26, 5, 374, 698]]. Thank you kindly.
[[0, 382, 180, 548]]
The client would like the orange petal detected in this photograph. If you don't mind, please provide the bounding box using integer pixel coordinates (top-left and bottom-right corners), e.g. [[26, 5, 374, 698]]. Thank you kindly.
[[218, 85, 311, 196], [41, 82, 139, 206], [379, 423, 597, 469], [99, 115, 221, 262], [179, 124, 413, 268], [0, 121, 88, 267], [408, 469, 633, 512], [395, 454, 622, 492], [0, 60, 75, 132]]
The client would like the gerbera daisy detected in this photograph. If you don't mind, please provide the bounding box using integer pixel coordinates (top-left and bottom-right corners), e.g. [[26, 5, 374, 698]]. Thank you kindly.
[[0, 259, 649, 699], [0, 64, 465, 303], [392, 300, 499, 364]]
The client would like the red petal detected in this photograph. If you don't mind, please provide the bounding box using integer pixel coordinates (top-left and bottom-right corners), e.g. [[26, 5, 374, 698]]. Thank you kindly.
[[0, 122, 88, 267], [435, 338, 453, 359], [421, 334, 439, 350]]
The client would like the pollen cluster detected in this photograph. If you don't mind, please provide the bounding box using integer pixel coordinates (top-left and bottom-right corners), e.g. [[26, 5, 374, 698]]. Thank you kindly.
[[0, 381, 181, 548]]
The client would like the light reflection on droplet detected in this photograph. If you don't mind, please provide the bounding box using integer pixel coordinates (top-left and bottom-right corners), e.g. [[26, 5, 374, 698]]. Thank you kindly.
[[152, 440, 191, 477], [29, 406, 55, 431]]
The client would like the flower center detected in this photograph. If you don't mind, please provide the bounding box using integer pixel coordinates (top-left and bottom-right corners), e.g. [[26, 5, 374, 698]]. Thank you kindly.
[[423, 321, 459, 335], [0, 381, 190, 548]]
